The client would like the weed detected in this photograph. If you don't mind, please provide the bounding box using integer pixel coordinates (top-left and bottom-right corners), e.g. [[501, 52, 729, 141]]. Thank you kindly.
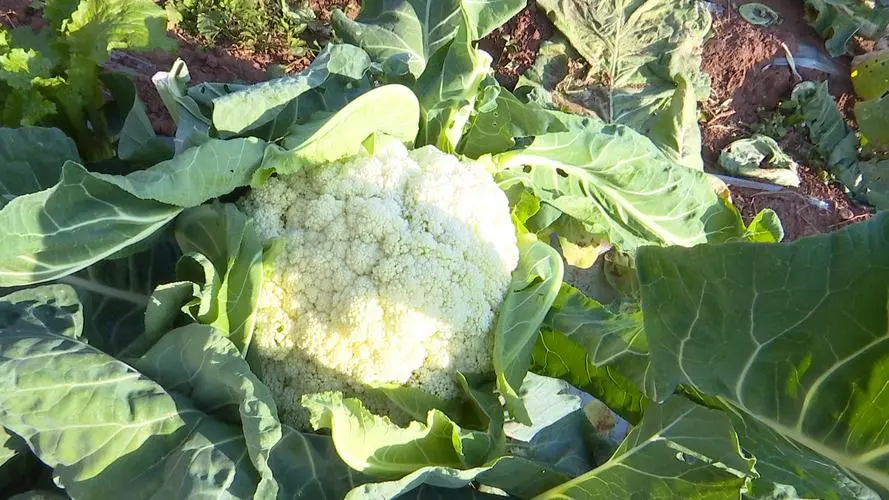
[[165, 0, 317, 57]]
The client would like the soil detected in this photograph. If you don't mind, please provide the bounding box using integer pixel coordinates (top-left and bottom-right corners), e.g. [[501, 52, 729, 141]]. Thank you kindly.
[[700, 0, 870, 240], [478, 0, 555, 89], [2, 0, 875, 241]]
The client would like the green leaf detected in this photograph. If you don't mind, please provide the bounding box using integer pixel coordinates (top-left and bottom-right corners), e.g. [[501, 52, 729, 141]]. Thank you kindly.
[[93, 138, 265, 207], [345, 455, 569, 500], [0, 127, 79, 207], [494, 123, 744, 252], [803, 0, 889, 56], [493, 235, 564, 425], [62, 0, 175, 65], [646, 74, 705, 170], [855, 95, 889, 150], [724, 404, 881, 499], [743, 208, 784, 243], [331, 0, 524, 76], [637, 211, 889, 494], [174, 204, 264, 354], [151, 59, 212, 152], [133, 325, 369, 499], [718, 134, 800, 187], [379, 373, 502, 435], [0, 288, 260, 498], [0, 162, 181, 287], [210, 43, 371, 138], [459, 79, 567, 158], [852, 48, 889, 101], [413, 12, 491, 151], [738, 3, 783, 26], [792, 81, 889, 209], [255, 84, 420, 184], [534, 397, 754, 499], [303, 391, 496, 478], [101, 73, 173, 165], [60, 241, 179, 355], [533, 0, 711, 166], [0, 284, 83, 338], [534, 284, 649, 421], [504, 373, 597, 477], [531, 330, 647, 426]]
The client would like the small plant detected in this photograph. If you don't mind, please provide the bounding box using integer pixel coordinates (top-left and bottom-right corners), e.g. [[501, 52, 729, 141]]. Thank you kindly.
[[166, 0, 316, 57]]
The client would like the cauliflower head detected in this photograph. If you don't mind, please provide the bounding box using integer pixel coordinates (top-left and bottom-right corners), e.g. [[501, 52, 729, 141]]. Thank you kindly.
[[239, 141, 519, 427]]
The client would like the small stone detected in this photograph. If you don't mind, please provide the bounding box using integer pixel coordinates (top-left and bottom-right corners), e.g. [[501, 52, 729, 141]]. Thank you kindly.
[[839, 207, 854, 220]]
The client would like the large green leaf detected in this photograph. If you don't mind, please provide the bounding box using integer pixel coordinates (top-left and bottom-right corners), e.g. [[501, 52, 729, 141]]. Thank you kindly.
[[0, 127, 79, 207], [93, 138, 265, 207], [0, 289, 372, 498], [534, 397, 754, 499], [533, 0, 711, 169], [0, 289, 258, 498], [0, 162, 181, 287], [493, 234, 564, 425], [724, 404, 881, 499], [532, 284, 649, 423], [211, 43, 371, 138], [174, 204, 264, 354], [331, 0, 524, 76], [637, 212, 889, 494], [133, 326, 370, 499], [0, 284, 83, 338], [543, 285, 650, 393], [493, 123, 743, 252], [531, 330, 646, 426]]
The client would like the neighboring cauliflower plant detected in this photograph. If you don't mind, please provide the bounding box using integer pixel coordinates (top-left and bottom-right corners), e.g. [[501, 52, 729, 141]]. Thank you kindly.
[[239, 140, 519, 427]]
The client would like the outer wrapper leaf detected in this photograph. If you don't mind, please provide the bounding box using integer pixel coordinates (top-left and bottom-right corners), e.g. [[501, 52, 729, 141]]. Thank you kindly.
[[493, 234, 564, 425], [210, 44, 372, 138], [0, 162, 181, 287], [174, 204, 264, 355], [638, 211, 889, 495], [303, 391, 497, 477], [255, 84, 421, 184], [93, 138, 265, 207], [494, 123, 744, 252]]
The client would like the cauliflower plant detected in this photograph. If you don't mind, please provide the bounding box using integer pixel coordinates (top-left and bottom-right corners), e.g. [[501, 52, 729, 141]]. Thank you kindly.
[[239, 141, 519, 427]]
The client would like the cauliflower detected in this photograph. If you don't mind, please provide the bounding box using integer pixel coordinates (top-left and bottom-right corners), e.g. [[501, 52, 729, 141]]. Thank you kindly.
[[239, 141, 519, 427]]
